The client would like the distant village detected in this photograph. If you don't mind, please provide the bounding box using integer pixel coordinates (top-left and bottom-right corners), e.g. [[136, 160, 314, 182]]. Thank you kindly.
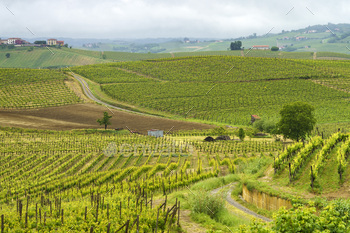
[[0, 38, 66, 47]]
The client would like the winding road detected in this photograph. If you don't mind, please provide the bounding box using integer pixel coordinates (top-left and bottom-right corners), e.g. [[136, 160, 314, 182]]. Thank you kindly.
[[211, 183, 272, 222], [70, 72, 156, 117]]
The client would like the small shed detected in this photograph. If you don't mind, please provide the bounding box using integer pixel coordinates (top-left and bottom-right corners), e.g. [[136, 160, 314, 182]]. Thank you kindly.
[[251, 115, 261, 124], [148, 129, 164, 138]]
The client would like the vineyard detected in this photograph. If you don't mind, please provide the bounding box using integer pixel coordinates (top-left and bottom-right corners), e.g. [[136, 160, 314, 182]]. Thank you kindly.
[[0, 127, 281, 232], [0, 47, 107, 69], [71, 56, 350, 125], [0, 68, 81, 109], [272, 132, 350, 193]]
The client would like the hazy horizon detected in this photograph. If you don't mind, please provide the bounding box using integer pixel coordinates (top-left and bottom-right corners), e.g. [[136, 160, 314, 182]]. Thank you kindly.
[[1, 0, 349, 39]]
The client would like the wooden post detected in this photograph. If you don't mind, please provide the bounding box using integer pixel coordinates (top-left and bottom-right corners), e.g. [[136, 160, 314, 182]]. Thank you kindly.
[[26, 196, 29, 213], [107, 222, 111, 233], [125, 220, 130, 233], [120, 201, 122, 218], [23, 212, 27, 228], [50, 201, 52, 216], [1, 214, 4, 233], [310, 166, 314, 189], [107, 204, 109, 220], [177, 201, 180, 226], [288, 163, 292, 183], [96, 203, 99, 222], [61, 209, 64, 225], [137, 215, 139, 233], [85, 206, 87, 221], [164, 195, 167, 212], [155, 209, 160, 233], [90, 226, 94, 233]]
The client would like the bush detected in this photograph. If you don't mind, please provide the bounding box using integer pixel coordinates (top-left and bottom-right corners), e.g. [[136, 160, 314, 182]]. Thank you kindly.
[[271, 46, 279, 51], [189, 190, 225, 219], [253, 118, 277, 134]]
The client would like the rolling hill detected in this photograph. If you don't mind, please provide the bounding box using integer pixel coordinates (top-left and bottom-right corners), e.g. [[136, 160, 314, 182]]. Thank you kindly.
[[70, 56, 350, 127]]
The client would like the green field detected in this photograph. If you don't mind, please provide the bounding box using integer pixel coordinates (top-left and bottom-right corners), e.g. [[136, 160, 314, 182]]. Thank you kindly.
[[71, 56, 350, 125], [0, 68, 81, 109]]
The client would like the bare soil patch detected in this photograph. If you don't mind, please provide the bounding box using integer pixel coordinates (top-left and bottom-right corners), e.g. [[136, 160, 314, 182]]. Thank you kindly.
[[0, 103, 214, 133]]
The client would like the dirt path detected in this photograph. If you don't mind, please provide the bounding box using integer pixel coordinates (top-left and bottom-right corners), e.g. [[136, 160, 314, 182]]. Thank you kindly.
[[211, 183, 272, 222], [241, 50, 245, 57], [313, 52, 317, 60]]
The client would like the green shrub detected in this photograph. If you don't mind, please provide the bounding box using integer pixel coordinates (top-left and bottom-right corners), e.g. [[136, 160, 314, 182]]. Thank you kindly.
[[189, 190, 225, 219]]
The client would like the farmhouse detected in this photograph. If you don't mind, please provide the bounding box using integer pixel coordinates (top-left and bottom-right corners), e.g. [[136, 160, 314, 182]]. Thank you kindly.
[[7, 38, 20, 44], [47, 39, 57, 46], [251, 115, 261, 124], [57, 40, 65, 46], [148, 129, 163, 138], [252, 45, 270, 50]]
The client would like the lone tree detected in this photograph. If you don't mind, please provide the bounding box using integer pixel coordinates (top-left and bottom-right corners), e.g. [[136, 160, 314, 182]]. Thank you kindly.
[[97, 111, 112, 130], [277, 102, 316, 142], [230, 41, 242, 50], [238, 128, 245, 141], [5, 53, 10, 58]]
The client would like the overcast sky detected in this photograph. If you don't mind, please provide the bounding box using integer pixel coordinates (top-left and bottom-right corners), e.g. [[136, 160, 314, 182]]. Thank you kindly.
[[0, 0, 348, 39]]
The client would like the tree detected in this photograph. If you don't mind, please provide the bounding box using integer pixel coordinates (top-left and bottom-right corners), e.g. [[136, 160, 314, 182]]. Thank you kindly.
[[97, 112, 112, 130], [230, 41, 242, 50], [271, 46, 279, 51], [5, 53, 10, 58], [277, 102, 316, 142], [34, 41, 46, 45], [238, 128, 245, 141]]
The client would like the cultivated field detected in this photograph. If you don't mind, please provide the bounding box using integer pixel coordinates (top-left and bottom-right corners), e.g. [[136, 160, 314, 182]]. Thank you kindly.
[[71, 56, 350, 125]]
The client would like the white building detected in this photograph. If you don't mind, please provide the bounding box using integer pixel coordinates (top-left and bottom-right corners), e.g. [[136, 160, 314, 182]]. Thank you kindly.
[[7, 38, 20, 44], [148, 129, 164, 138]]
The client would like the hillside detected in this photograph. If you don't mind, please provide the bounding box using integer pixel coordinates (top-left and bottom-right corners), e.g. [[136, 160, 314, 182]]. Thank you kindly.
[[253, 132, 350, 199], [0, 47, 107, 68], [70, 56, 350, 127], [0, 68, 82, 109], [76, 23, 350, 55], [2, 44, 350, 69]]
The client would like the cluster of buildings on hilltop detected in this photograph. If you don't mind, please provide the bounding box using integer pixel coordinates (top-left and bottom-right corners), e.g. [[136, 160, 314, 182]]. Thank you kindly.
[[0, 38, 29, 45], [0, 38, 65, 46]]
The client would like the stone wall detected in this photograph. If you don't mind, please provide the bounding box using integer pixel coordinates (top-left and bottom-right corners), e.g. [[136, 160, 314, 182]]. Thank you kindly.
[[242, 185, 293, 211]]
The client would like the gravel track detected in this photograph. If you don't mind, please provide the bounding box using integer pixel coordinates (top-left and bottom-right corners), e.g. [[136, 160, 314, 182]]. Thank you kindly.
[[211, 183, 272, 222]]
